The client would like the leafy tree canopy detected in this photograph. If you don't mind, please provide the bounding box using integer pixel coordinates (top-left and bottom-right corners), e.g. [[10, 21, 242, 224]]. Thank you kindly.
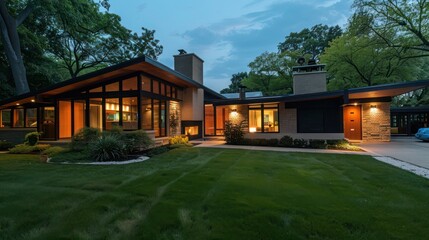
[[278, 24, 342, 61], [220, 72, 248, 94]]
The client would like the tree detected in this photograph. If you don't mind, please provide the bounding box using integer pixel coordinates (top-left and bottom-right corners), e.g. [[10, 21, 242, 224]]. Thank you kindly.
[[45, 0, 163, 78], [278, 24, 343, 61], [354, 0, 429, 56], [220, 72, 248, 94], [242, 51, 297, 96], [321, 12, 429, 90], [0, 0, 35, 94]]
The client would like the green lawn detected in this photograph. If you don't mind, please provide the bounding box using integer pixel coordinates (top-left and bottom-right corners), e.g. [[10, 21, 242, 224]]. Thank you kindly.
[[0, 148, 429, 240]]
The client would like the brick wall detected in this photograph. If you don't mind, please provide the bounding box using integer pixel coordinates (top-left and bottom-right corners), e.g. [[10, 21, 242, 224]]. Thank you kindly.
[[362, 102, 391, 142]]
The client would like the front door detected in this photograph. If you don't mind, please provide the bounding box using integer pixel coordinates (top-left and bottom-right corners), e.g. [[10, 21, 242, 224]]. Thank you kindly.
[[344, 105, 362, 140]]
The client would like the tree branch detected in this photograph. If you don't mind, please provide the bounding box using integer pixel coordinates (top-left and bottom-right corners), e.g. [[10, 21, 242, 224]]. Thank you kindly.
[[16, 4, 34, 26]]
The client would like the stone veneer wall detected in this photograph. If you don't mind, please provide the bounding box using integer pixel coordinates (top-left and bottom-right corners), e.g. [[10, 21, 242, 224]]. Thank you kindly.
[[228, 104, 248, 131], [361, 102, 391, 142]]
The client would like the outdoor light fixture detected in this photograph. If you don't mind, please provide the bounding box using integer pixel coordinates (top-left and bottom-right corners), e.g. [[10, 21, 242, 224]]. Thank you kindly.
[[31, 99, 35, 102], [354, 103, 358, 106], [370, 105, 377, 109], [16, 103, 19, 106], [231, 109, 237, 113]]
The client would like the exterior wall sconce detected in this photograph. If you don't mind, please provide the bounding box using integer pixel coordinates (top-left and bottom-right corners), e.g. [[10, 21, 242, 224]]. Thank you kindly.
[[231, 109, 237, 113], [370, 105, 377, 109]]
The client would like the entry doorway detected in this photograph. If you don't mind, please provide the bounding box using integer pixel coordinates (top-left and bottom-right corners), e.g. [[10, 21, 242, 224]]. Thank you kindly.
[[344, 105, 362, 141]]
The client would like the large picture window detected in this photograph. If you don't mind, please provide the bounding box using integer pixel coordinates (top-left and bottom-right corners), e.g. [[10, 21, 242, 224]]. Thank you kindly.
[[248, 104, 279, 133]]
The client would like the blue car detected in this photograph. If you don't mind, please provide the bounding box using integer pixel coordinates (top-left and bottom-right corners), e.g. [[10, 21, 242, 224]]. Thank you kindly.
[[415, 128, 429, 142]]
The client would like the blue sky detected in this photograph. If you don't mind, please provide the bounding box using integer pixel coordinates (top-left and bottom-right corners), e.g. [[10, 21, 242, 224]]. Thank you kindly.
[[110, 0, 354, 92]]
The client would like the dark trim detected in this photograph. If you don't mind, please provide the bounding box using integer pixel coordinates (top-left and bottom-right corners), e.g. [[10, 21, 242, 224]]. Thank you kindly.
[[137, 74, 142, 130], [348, 79, 429, 94], [391, 106, 429, 113]]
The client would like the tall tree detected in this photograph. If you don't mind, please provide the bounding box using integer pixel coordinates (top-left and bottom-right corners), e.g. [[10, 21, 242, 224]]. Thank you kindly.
[[278, 24, 343, 61], [242, 51, 297, 96], [354, 0, 429, 56], [220, 72, 248, 94], [0, 0, 35, 94]]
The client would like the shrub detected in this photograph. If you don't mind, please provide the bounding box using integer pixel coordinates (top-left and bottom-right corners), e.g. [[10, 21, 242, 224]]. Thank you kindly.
[[169, 135, 189, 145], [0, 140, 15, 151], [34, 144, 51, 152], [71, 127, 100, 151], [122, 130, 154, 153], [90, 135, 126, 162], [42, 146, 67, 157], [224, 121, 245, 145], [279, 136, 293, 147], [9, 144, 36, 154], [308, 139, 327, 149], [293, 138, 308, 148], [326, 139, 347, 145], [25, 132, 41, 146]]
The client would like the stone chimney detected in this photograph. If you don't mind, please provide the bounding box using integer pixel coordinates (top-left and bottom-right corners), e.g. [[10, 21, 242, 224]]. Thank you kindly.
[[292, 63, 327, 95], [173, 49, 204, 84]]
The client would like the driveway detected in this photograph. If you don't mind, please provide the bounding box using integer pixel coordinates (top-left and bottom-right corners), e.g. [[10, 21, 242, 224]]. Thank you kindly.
[[359, 137, 429, 169]]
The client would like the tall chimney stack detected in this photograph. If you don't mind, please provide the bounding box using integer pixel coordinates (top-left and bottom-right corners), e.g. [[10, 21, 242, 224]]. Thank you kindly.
[[292, 61, 327, 95]]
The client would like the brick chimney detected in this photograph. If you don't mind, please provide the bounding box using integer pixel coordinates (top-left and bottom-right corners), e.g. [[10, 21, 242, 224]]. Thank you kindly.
[[292, 63, 327, 95]]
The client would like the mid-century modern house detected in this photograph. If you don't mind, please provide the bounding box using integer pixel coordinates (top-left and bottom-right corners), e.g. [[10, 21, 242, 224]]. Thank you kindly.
[[1, 51, 429, 143]]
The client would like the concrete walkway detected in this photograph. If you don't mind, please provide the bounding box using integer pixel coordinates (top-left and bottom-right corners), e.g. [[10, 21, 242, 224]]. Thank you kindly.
[[358, 137, 429, 169], [192, 140, 370, 156]]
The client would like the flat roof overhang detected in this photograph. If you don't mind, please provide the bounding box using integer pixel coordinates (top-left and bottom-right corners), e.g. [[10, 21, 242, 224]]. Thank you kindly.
[[0, 56, 224, 109], [348, 80, 429, 100]]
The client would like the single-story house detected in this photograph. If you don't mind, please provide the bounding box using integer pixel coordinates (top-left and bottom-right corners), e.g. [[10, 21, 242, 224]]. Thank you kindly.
[[1, 51, 429, 143]]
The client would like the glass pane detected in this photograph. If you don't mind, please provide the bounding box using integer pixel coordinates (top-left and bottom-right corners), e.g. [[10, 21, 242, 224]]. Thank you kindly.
[[41, 107, 55, 139], [264, 103, 278, 108], [153, 80, 159, 94], [176, 89, 183, 100], [89, 86, 102, 93], [141, 76, 151, 92], [160, 82, 165, 96], [153, 100, 160, 137], [105, 98, 119, 130], [122, 77, 137, 91], [160, 101, 166, 136], [89, 98, 102, 131], [13, 109, 24, 127], [122, 97, 138, 130], [1, 109, 11, 128], [263, 108, 278, 132], [59, 101, 72, 138], [105, 82, 119, 92], [204, 105, 214, 135], [215, 106, 230, 135], [249, 109, 262, 133], [141, 98, 152, 130], [74, 101, 86, 134], [166, 85, 172, 98], [25, 108, 37, 127]]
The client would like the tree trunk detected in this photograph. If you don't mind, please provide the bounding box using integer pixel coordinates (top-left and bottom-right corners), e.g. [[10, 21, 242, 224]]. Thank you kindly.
[[0, 2, 31, 95]]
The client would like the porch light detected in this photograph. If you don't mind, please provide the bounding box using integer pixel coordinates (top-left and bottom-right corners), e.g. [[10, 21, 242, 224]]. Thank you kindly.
[[231, 109, 237, 113], [31, 99, 35, 102], [16, 103, 19, 105], [370, 105, 377, 109]]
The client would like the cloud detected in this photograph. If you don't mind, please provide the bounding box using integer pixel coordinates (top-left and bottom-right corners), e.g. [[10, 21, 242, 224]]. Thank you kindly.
[[176, 0, 353, 92]]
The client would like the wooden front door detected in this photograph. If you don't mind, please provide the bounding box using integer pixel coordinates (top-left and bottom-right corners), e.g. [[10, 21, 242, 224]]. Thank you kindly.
[[344, 106, 362, 140]]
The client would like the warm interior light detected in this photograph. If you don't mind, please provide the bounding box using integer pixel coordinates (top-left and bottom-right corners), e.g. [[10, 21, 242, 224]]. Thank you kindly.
[[249, 127, 257, 133], [354, 103, 358, 106]]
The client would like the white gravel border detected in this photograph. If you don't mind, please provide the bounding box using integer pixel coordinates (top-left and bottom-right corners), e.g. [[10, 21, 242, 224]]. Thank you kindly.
[[373, 156, 429, 179], [47, 156, 150, 165]]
